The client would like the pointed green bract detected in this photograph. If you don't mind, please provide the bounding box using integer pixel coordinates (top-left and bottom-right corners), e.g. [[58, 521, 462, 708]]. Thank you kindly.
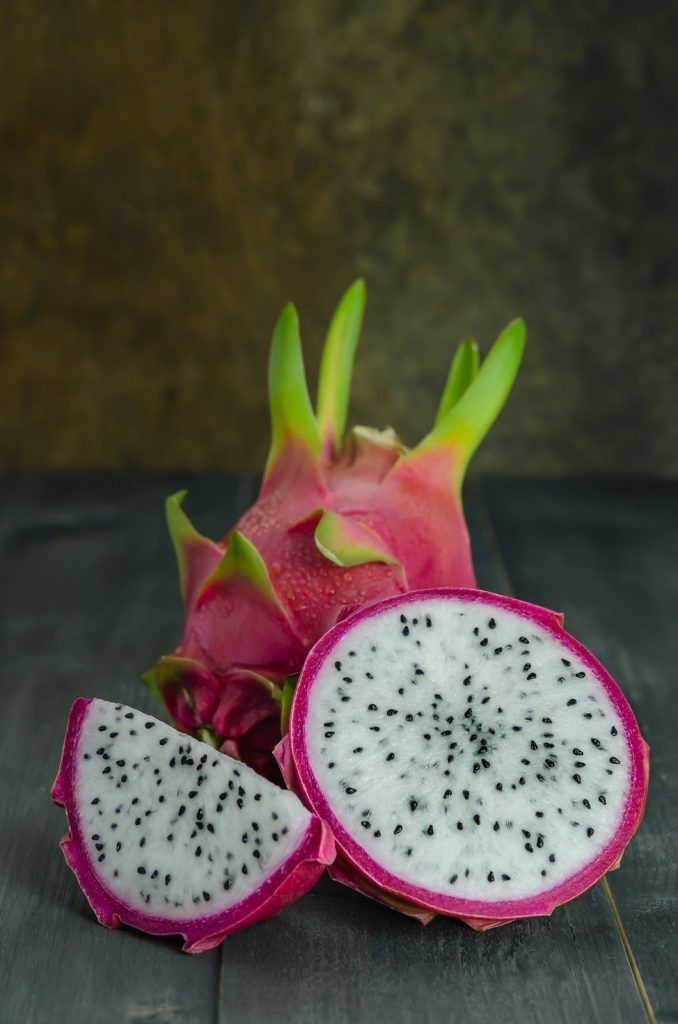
[[165, 490, 223, 607], [264, 302, 321, 481], [410, 318, 525, 489], [167, 490, 205, 604], [314, 509, 400, 569], [434, 337, 480, 425], [196, 725, 219, 747], [280, 675, 297, 734], [140, 667, 161, 700], [203, 530, 279, 602], [316, 279, 366, 457]]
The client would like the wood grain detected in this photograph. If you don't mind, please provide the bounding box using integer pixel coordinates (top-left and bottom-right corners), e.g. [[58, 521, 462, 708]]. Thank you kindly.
[[1, 476, 671, 1022], [482, 477, 677, 1023], [0, 475, 254, 1024]]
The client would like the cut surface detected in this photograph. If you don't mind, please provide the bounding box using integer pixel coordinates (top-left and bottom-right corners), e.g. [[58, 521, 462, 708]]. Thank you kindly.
[[290, 589, 648, 920], [53, 698, 334, 949]]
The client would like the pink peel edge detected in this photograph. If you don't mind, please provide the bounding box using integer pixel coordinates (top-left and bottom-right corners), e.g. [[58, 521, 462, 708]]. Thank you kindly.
[[52, 697, 335, 953], [286, 587, 650, 927]]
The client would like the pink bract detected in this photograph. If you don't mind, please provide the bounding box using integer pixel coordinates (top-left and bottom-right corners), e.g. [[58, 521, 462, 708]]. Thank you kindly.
[[145, 282, 525, 775]]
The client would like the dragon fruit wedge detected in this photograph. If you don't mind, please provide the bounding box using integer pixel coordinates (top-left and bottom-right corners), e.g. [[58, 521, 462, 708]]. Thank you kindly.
[[52, 698, 335, 952], [276, 588, 649, 930], [145, 281, 525, 775]]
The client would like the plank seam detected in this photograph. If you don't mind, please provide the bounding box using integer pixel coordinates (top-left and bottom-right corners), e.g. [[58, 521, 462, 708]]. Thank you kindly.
[[473, 479, 656, 1024]]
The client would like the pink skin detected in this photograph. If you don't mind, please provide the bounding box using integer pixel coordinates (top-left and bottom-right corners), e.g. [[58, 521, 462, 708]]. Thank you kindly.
[[285, 588, 650, 929], [158, 434, 475, 775], [52, 698, 336, 953]]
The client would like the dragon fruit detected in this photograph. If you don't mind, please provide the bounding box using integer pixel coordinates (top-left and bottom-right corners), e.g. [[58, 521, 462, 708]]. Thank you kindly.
[[277, 589, 649, 929], [52, 698, 335, 952], [145, 282, 525, 775]]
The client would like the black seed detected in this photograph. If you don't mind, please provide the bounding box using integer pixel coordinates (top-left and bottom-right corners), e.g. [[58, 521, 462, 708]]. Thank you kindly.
[[488, 871, 494, 882], [223, 879, 232, 890], [549, 853, 556, 863], [409, 800, 418, 812], [402, 626, 409, 636], [587, 827, 595, 837], [473, 762, 480, 774], [544, 759, 555, 769], [573, 748, 583, 756], [195, 846, 202, 857], [457, 821, 463, 830], [567, 699, 577, 706], [573, 774, 582, 784], [525, 843, 533, 853], [387, 709, 398, 717], [140, 837, 146, 848], [346, 787, 356, 795], [611, 726, 618, 736], [144, 722, 155, 729], [502, 874, 511, 881], [159, 737, 168, 746], [599, 794, 607, 805], [463, 676, 472, 686], [386, 753, 395, 762], [530, 741, 538, 751], [496, 782, 503, 791], [575, 671, 585, 678], [493, 821, 500, 832], [609, 757, 620, 764], [137, 866, 146, 875], [450, 873, 457, 883], [443, 790, 452, 799], [324, 732, 334, 738], [527, 673, 537, 681], [188, 790, 198, 799], [473, 814, 480, 826], [361, 820, 370, 829]]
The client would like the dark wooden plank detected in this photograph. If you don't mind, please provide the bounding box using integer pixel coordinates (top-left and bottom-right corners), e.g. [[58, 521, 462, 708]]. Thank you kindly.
[[483, 477, 678, 1023], [0, 474, 255, 1024], [217, 479, 647, 1024]]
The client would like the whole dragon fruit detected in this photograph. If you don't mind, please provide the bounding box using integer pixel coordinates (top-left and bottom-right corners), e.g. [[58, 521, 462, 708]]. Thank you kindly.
[[145, 282, 525, 777]]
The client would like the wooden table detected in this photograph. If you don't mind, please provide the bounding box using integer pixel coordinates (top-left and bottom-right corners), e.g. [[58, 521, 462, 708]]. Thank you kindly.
[[1, 476, 675, 1023]]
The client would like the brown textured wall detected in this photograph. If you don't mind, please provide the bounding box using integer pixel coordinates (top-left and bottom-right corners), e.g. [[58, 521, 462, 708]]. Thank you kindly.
[[2, 0, 677, 474]]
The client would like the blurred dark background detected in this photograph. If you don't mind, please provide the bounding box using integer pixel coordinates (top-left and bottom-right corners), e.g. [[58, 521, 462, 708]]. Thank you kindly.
[[2, 0, 677, 476]]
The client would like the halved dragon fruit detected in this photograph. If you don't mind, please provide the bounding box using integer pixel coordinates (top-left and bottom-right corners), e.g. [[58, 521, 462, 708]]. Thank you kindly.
[[278, 589, 649, 929], [145, 282, 525, 775], [52, 698, 335, 952]]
